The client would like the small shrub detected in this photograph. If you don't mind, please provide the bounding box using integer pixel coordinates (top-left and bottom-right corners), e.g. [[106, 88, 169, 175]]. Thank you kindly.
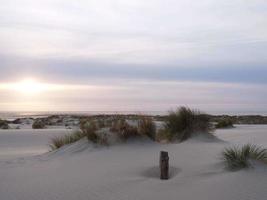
[[110, 119, 139, 141], [138, 117, 156, 140], [96, 119, 106, 129], [222, 144, 267, 170], [109, 118, 125, 133], [104, 119, 113, 127], [164, 107, 212, 141], [32, 120, 46, 129], [49, 137, 65, 150], [0, 119, 9, 129], [80, 120, 99, 143], [49, 130, 86, 150], [156, 128, 172, 142], [216, 119, 234, 129], [119, 125, 139, 141]]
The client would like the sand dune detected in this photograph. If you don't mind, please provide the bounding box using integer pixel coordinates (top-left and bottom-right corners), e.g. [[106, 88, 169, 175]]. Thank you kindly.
[[0, 128, 72, 160], [0, 125, 266, 200]]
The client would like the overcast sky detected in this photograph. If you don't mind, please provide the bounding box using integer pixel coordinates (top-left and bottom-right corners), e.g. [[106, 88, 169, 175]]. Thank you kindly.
[[0, 0, 267, 114]]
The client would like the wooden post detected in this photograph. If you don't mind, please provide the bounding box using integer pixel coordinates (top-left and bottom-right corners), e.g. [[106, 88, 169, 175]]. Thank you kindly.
[[160, 151, 169, 180]]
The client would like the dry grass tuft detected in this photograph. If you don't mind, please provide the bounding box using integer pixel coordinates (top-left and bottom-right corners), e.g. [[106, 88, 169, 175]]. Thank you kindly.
[[32, 120, 46, 129], [110, 118, 139, 141], [164, 106, 213, 141], [49, 131, 86, 150], [216, 119, 234, 129], [222, 144, 267, 170], [80, 120, 99, 143], [138, 117, 156, 140], [0, 119, 9, 129]]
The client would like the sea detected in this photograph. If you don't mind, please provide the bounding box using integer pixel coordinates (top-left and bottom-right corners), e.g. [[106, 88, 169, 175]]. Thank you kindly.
[[1, 110, 267, 121], [0, 111, 168, 120]]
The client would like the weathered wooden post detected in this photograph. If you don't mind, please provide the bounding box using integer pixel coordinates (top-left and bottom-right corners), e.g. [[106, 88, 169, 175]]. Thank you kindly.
[[160, 151, 169, 180]]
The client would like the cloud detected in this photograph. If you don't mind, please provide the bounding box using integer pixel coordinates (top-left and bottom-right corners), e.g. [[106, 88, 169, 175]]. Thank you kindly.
[[0, 0, 267, 113], [0, 55, 267, 85], [1, 0, 267, 64], [0, 79, 266, 114]]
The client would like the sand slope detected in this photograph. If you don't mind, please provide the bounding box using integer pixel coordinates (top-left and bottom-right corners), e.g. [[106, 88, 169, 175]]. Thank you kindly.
[[0, 125, 266, 200], [0, 128, 72, 160]]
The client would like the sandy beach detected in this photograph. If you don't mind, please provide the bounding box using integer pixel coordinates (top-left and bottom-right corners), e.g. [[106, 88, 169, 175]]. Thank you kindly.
[[1, 1, 267, 199], [0, 123, 266, 200]]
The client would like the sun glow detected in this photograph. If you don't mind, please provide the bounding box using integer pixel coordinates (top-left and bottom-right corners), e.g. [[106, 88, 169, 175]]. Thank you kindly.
[[0, 79, 53, 95], [16, 79, 48, 94], [0, 78, 89, 96]]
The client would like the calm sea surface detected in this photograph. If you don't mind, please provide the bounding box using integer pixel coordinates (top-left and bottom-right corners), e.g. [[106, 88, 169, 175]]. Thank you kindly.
[[1, 110, 266, 120], [0, 111, 168, 120]]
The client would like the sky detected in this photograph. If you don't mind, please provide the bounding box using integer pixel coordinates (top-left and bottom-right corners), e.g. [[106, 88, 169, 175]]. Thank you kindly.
[[0, 0, 267, 114]]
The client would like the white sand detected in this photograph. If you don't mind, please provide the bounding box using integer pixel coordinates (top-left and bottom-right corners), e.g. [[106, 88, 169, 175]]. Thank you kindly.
[[0, 125, 266, 200], [0, 128, 72, 160]]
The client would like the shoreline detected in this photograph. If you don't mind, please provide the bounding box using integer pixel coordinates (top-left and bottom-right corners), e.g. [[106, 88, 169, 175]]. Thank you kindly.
[[1, 114, 267, 126]]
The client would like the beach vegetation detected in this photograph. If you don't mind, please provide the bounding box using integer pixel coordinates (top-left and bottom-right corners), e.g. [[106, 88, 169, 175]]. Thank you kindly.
[[216, 118, 234, 129], [222, 144, 267, 170], [0, 119, 9, 129], [110, 118, 139, 141], [49, 130, 86, 150], [163, 106, 213, 141], [138, 117, 156, 140], [80, 120, 100, 143], [32, 120, 46, 129]]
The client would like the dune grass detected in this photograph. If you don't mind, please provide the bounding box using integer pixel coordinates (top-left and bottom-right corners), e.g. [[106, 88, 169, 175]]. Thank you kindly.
[[49, 131, 86, 150], [163, 106, 213, 141], [49, 119, 109, 150], [80, 120, 101, 143], [138, 117, 156, 140], [156, 128, 172, 142], [49, 107, 213, 149], [0, 119, 9, 129], [32, 120, 46, 129], [110, 119, 139, 141], [222, 144, 267, 170], [216, 119, 234, 129], [109, 118, 126, 133]]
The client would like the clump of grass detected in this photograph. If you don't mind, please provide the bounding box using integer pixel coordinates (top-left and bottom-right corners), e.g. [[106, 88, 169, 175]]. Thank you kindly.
[[49, 119, 109, 150], [138, 117, 156, 140], [80, 120, 99, 143], [32, 119, 46, 129], [96, 119, 106, 129], [156, 128, 172, 142], [105, 118, 114, 127], [0, 119, 9, 129], [119, 125, 139, 141], [49, 131, 86, 150], [110, 118, 139, 141], [216, 119, 234, 129], [109, 118, 125, 133], [163, 107, 212, 141], [222, 144, 267, 170]]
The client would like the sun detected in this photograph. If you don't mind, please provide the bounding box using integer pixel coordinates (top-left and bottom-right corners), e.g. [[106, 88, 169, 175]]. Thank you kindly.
[[0, 78, 67, 96], [15, 79, 48, 95]]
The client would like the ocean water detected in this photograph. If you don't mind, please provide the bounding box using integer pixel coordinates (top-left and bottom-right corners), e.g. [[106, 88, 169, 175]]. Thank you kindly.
[[1, 110, 267, 120], [0, 111, 168, 120]]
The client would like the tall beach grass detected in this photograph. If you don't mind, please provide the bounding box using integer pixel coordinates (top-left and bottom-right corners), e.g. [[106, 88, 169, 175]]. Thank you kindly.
[[163, 106, 213, 141], [222, 144, 267, 170], [49, 131, 86, 150]]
